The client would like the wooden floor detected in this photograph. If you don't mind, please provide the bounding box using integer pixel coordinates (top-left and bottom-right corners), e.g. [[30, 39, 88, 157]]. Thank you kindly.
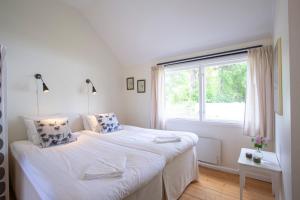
[[180, 167, 274, 200]]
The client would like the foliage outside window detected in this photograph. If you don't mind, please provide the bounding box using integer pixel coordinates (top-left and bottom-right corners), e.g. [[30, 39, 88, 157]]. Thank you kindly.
[[165, 67, 199, 119], [164, 58, 247, 123], [204, 61, 247, 122]]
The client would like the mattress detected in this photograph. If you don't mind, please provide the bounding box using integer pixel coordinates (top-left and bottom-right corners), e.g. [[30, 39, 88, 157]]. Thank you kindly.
[[83, 125, 199, 163], [10, 133, 165, 200], [11, 147, 197, 200], [11, 156, 163, 200], [81, 126, 199, 200]]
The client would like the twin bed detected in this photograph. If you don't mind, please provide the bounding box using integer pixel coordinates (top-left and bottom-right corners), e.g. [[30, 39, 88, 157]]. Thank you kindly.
[[10, 114, 199, 200]]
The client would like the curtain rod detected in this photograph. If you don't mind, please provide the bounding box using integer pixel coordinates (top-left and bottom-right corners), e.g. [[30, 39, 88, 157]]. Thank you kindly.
[[157, 45, 263, 66]]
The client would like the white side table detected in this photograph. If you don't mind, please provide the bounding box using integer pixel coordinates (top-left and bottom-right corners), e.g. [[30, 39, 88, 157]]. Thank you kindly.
[[238, 148, 281, 200]]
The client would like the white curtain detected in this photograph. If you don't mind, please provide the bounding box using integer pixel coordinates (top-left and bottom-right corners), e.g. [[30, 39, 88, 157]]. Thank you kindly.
[[244, 46, 274, 139], [150, 65, 165, 129]]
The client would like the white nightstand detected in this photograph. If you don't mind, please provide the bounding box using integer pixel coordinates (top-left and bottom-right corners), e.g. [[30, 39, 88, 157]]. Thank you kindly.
[[238, 148, 281, 200]]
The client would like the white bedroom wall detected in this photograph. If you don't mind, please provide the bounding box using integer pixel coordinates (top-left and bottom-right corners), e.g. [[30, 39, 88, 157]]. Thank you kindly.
[[0, 0, 124, 143], [273, 0, 292, 199], [122, 39, 273, 170]]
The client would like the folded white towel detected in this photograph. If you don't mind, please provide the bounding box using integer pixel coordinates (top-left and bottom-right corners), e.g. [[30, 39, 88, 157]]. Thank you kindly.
[[153, 136, 181, 143], [82, 157, 127, 180]]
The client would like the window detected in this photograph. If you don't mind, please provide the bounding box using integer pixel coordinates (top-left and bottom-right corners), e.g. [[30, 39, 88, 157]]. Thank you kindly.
[[165, 67, 199, 119], [203, 61, 247, 122], [164, 56, 247, 123]]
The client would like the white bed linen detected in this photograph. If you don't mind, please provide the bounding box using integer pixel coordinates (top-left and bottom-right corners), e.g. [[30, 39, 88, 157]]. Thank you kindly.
[[10, 133, 165, 200], [11, 155, 164, 200], [83, 125, 198, 163], [162, 147, 198, 200], [82, 126, 199, 200]]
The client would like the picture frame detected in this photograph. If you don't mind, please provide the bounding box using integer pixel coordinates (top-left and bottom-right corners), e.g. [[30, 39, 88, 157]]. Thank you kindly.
[[137, 79, 146, 93], [274, 38, 283, 115], [126, 77, 134, 90]]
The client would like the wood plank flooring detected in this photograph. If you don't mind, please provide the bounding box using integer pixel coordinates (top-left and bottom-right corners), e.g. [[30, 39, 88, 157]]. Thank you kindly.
[[180, 167, 274, 200]]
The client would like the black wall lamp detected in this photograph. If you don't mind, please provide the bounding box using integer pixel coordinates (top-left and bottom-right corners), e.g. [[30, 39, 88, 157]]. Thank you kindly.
[[35, 73, 49, 93], [86, 79, 97, 94]]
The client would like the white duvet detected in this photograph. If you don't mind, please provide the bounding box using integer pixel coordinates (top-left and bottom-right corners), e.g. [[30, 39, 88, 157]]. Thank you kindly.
[[11, 133, 165, 200], [83, 125, 199, 163]]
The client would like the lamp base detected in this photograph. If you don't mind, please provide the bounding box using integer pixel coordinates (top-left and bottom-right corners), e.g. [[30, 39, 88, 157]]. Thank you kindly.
[[34, 74, 42, 79]]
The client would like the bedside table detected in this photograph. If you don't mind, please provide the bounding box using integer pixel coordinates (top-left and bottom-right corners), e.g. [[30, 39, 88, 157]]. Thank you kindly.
[[238, 148, 281, 200]]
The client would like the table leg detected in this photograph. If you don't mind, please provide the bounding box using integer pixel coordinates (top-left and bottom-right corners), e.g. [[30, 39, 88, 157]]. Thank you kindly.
[[272, 172, 281, 200], [240, 171, 245, 200], [271, 172, 276, 195]]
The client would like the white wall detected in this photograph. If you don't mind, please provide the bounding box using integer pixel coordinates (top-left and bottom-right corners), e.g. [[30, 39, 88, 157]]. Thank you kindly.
[[273, 0, 292, 199], [288, 0, 300, 199], [0, 0, 124, 143], [122, 39, 273, 170]]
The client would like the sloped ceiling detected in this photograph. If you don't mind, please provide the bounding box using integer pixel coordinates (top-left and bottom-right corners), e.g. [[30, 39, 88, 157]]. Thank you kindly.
[[61, 0, 274, 67]]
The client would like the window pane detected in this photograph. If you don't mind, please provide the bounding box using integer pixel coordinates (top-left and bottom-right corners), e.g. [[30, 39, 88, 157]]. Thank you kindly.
[[165, 67, 199, 119], [204, 61, 246, 121]]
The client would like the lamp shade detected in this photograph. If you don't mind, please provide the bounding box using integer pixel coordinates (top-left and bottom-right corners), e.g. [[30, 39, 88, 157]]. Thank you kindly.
[[35, 73, 49, 93], [86, 78, 97, 95], [92, 86, 97, 94], [42, 82, 49, 93]]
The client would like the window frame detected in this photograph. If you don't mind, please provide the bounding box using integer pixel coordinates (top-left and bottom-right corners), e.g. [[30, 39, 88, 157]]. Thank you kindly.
[[164, 65, 200, 120], [200, 57, 247, 125], [164, 54, 248, 126]]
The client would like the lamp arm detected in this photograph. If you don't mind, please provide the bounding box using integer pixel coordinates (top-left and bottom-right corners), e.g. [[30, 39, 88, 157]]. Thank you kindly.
[[86, 79, 95, 86], [90, 81, 95, 87]]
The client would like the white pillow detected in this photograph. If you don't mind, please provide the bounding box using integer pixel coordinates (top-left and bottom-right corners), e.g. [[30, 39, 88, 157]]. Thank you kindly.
[[23, 115, 68, 145], [81, 115, 91, 130], [23, 119, 40, 145], [84, 115, 100, 132]]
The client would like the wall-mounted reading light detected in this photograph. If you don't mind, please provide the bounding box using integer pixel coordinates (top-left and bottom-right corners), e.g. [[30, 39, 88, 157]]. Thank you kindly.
[[86, 79, 97, 95], [34, 73, 50, 115], [35, 73, 49, 93], [86, 78, 97, 114]]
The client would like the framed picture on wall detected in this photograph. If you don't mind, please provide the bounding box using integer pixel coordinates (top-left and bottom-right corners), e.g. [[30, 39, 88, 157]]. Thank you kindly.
[[137, 79, 146, 93], [274, 38, 283, 115], [126, 77, 134, 90]]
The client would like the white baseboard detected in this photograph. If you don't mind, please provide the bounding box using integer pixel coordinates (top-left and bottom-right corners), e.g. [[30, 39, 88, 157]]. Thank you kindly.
[[198, 161, 271, 183], [198, 161, 239, 174]]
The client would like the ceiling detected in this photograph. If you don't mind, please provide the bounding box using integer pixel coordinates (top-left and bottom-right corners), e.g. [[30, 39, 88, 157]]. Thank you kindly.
[[61, 0, 274, 67]]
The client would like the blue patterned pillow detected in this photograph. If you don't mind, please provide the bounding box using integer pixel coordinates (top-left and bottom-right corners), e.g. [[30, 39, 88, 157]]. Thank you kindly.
[[95, 113, 122, 133], [34, 118, 76, 148]]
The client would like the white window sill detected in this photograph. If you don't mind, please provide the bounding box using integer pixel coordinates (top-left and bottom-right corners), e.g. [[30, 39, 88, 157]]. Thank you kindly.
[[201, 119, 244, 128], [165, 118, 244, 128]]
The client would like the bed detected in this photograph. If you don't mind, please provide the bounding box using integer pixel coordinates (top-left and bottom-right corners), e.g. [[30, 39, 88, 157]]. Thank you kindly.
[[10, 133, 166, 200], [82, 125, 199, 200], [11, 113, 199, 200]]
